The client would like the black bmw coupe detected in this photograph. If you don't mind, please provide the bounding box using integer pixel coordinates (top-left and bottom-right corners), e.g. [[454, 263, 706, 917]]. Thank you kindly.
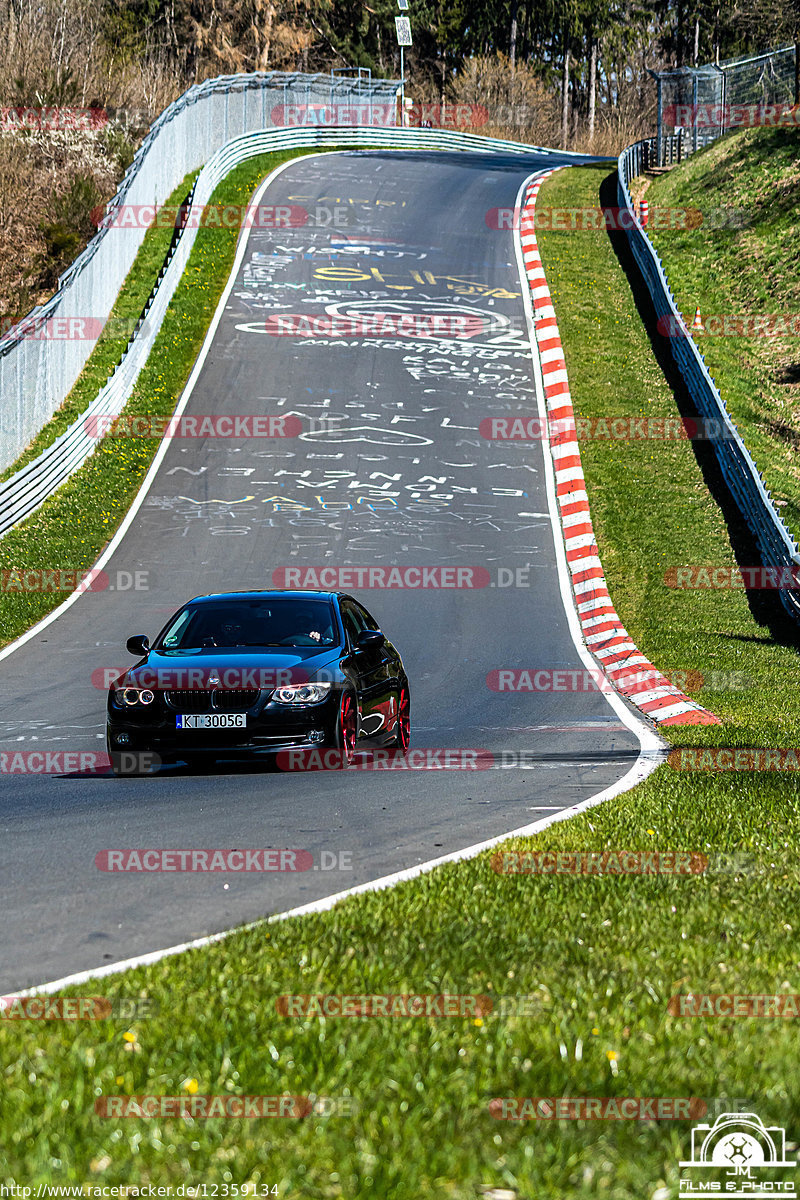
[[106, 590, 410, 773]]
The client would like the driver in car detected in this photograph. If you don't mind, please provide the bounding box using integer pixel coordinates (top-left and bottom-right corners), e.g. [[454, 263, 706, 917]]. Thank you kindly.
[[276, 607, 334, 644]]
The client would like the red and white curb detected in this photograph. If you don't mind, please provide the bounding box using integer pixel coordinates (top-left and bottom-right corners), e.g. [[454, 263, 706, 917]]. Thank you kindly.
[[519, 171, 719, 727]]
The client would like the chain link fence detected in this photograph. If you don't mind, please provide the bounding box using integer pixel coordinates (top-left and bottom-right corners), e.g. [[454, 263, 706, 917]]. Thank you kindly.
[[0, 70, 400, 472], [651, 44, 798, 167]]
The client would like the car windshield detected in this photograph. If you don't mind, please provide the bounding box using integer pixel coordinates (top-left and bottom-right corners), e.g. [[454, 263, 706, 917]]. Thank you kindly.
[[157, 599, 338, 650]]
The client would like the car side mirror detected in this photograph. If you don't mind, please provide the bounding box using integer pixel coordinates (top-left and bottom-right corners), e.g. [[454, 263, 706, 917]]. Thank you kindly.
[[356, 629, 385, 651], [126, 634, 150, 656]]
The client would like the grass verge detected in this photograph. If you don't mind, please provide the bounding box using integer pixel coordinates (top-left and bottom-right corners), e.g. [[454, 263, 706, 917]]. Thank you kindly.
[[0, 148, 320, 648], [3, 163, 800, 1195], [643, 127, 800, 544], [536, 162, 800, 749]]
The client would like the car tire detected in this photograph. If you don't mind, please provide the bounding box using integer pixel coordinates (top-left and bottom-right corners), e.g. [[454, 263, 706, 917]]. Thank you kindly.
[[392, 681, 411, 752], [333, 688, 359, 767]]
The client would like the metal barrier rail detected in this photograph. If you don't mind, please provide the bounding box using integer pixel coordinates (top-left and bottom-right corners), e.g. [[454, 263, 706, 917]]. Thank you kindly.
[[618, 140, 800, 621], [0, 124, 583, 537], [0, 71, 401, 471]]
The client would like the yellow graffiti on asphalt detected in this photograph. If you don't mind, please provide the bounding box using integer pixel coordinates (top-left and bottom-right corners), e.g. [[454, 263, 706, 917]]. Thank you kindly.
[[312, 267, 519, 297], [177, 496, 256, 504]]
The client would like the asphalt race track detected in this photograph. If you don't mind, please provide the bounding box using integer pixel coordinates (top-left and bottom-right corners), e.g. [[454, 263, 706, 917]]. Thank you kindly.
[[0, 148, 648, 992]]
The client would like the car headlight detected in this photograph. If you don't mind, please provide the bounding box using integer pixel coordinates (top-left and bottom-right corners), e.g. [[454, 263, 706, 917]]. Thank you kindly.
[[272, 682, 333, 705], [114, 688, 155, 706]]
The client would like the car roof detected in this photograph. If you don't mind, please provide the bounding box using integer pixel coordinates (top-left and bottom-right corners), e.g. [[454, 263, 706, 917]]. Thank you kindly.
[[186, 590, 341, 604]]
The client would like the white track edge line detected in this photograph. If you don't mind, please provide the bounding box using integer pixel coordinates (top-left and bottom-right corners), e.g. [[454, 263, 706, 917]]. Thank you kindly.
[[19, 745, 662, 997], [16, 161, 666, 999], [0, 152, 340, 667]]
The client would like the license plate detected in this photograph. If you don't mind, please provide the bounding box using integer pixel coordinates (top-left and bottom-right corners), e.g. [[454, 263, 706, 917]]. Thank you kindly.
[[176, 714, 247, 730]]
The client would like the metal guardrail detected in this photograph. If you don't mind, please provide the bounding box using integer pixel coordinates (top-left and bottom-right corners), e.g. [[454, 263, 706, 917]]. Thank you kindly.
[[618, 140, 800, 622], [628, 131, 717, 170], [0, 124, 580, 537], [0, 70, 402, 472]]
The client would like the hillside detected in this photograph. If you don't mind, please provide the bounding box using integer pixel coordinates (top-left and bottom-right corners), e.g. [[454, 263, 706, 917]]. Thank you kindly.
[[645, 126, 800, 543]]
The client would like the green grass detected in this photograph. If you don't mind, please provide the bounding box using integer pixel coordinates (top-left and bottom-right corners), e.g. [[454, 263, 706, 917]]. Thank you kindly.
[[2, 776, 800, 1194], [3, 162, 800, 1195], [537, 163, 800, 749], [0, 148, 321, 648], [644, 126, 800, 544]]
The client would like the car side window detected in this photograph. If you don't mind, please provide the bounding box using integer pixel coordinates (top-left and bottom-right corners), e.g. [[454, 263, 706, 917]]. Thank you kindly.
[[353, 602, 379, 631], [340, 603, 364, 648]]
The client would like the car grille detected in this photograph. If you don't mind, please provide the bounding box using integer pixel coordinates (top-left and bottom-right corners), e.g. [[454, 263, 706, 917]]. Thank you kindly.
[[164, 689, 212, 712], [163, 689, 261, 713], [214, 689, 261, 712]]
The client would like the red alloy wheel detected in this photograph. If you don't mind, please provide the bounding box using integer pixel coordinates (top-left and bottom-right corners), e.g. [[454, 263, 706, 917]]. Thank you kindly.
[[337, 691, 358, 766], [394, 684, 411, 752]]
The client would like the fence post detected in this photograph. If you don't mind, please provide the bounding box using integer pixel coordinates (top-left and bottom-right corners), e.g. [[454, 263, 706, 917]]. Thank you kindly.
[[656, 75, 663, 166]]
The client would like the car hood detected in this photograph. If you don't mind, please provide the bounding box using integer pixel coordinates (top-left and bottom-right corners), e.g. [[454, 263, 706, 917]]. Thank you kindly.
[[116, 646, 341, 690]]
